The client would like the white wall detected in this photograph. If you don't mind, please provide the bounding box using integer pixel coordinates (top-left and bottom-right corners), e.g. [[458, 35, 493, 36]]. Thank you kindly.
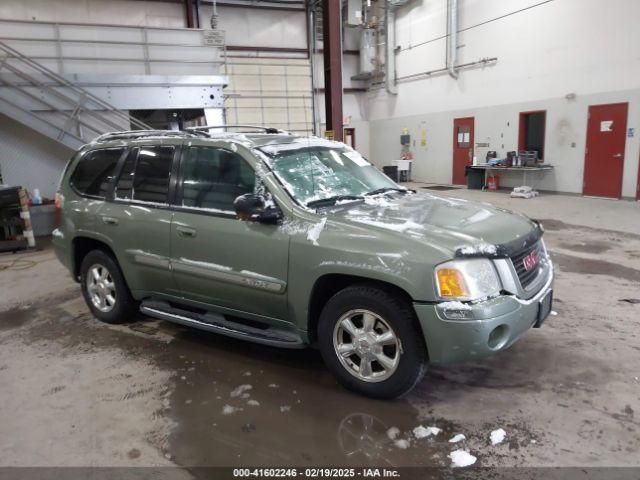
[[0, 0, 184, 27], [367, 0, 640, 198], [0, 114, 73, 198]]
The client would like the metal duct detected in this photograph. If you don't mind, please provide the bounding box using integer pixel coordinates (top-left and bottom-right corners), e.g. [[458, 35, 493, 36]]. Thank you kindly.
[[447, 0, 459, 79], [385, 1, 397, 95], [385, 0, 409, 95], [210, 0, 219, 29]]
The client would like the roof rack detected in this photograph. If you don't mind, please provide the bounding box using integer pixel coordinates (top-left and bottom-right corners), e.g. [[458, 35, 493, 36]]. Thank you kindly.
[[187, 125, 292, 135], [94, 129, 208, 143]]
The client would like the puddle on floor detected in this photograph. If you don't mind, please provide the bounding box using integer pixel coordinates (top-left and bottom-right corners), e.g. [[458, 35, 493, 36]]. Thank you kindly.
[[5, 294, 463, 468], [163, 328, 460, 467], [551, 252, 640, 283]]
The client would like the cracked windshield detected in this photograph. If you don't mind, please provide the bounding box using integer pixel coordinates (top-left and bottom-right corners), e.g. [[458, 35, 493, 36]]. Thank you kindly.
[[257, 140, 402, 207]]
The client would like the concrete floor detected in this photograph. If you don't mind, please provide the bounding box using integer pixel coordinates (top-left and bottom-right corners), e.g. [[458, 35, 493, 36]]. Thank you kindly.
[[1, 187, 639, 468]]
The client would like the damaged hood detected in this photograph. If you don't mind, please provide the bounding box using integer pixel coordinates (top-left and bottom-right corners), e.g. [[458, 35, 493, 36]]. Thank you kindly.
[[327, 192, 541, 257]]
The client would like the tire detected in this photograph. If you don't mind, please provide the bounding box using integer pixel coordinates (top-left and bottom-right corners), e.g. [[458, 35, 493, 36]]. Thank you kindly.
[[318, 284, 428, 399], [80, 249, 137, 324]]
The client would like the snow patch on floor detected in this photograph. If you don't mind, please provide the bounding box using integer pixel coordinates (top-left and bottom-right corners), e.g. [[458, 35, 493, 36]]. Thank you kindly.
[[394, 439, 410, 449], [247, 400, 260, 406], [448, 449, 477, 468], [222, 405, 242, 415], [280, 405, 291, 413], [386, 427, 400, 440], [449, 433, 466, 443], [490, 428, 506, 445], [413, 425, 441, 439], [230, 384, 252, 398]]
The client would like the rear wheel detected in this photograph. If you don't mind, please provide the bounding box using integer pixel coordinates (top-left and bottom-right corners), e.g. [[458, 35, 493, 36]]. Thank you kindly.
[[318, 284, 427, 399], [80, 250, 136, 324]]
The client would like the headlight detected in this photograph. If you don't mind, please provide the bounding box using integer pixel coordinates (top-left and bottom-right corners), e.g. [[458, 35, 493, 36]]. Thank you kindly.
[[435, 258, 501, 301]]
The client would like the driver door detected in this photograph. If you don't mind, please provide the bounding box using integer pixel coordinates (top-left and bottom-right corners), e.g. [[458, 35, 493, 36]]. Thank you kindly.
[[170, 144, 290, 323]]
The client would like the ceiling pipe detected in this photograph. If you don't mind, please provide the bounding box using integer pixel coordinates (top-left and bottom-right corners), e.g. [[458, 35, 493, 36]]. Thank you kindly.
[[396, 56, 497, 82], [447, 0, 459, 79], [385, 0, 397, 95], [210, 0, 219, 28], [308, 4, 318, 135]]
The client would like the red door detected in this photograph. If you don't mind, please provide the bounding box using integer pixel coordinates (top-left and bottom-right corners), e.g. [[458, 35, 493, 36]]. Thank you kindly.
[[452, 117, 474, 185], [583, 103, 628, 198]]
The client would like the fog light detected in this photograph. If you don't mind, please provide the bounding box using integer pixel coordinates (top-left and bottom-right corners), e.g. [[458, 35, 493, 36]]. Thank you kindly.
[[488, 325, 509, 349]]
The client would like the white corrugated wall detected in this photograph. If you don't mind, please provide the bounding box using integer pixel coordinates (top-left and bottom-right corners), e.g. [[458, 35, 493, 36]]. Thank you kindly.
[[0, 113, 73, 199]]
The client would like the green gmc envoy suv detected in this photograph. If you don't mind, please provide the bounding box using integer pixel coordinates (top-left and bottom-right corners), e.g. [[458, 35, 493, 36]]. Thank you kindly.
[[53, 128, 553, 399]]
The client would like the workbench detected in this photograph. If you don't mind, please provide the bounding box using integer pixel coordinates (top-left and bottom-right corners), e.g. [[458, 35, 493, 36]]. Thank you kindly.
[[469, 164, 554, 191]]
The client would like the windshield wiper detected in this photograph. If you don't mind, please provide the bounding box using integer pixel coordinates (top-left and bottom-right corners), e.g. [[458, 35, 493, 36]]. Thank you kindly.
[[365, 187, 409, 196], [306, 195, 364, 208]]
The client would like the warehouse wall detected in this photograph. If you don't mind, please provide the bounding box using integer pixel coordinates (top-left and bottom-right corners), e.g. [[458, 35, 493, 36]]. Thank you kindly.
[[0, 0, 184, 27], [367, 0, 640, 198], [0, 0, 365, 133], [0, 114, 73, 199]]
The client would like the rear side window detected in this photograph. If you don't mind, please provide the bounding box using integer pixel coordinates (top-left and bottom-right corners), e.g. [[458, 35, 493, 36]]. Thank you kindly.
[[115, 146, 175, 204], [181, 146, 255, 212], [70, 148, 124, 198]]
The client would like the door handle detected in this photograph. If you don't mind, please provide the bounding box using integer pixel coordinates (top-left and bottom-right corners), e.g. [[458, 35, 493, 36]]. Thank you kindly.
[[176, 225, 197, 238], [613, 153, 623, 158], [101, 216, 118, 226]]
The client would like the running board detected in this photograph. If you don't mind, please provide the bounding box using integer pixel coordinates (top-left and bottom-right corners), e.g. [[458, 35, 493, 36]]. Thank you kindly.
[[139, 300, 305, 349]]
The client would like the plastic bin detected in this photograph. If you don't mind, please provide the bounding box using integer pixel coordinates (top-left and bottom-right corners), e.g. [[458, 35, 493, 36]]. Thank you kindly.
[[382, 166, 399, 182], [466, 166, 484, 190]]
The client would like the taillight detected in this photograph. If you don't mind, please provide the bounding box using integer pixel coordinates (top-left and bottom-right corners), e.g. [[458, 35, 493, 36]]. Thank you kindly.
[[54, 192, 63, 228]]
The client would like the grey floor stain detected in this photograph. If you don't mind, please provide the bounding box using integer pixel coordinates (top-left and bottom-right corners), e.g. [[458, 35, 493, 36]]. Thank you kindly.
[[551, 252, 640, 283]]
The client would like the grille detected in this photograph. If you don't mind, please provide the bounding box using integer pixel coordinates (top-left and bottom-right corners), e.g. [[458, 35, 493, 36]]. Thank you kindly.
[[510, 241, 543, 289]]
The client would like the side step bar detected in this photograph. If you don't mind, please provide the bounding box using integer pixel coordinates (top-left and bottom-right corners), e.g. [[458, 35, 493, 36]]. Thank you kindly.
[[139, 300, 305, 349]]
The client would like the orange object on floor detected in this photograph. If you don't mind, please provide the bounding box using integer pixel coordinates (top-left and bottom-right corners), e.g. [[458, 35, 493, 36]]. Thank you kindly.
[[487, 175, 500, 190]]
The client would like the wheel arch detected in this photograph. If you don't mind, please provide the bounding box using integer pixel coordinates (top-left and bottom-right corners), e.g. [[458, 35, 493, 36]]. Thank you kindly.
[[72, 235, 118, 281], [306, 273, 417, 345]]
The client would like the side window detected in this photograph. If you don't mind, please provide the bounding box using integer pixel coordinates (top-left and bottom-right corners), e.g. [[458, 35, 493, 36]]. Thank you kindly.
[[181, 146, 256, 212], [133, 147, 174, 203], [115, 148, 136, 200], [115, 146, 175, 204], [70, 148, 123, 198]]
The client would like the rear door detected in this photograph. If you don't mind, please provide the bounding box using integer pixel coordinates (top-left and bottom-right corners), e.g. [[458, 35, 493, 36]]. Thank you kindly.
[[452, 117, 474, 185], [583, 103, 628, 198], [68, 147, 125, 240], [170, 143, 290, 322], [98, 143, 180, 297]]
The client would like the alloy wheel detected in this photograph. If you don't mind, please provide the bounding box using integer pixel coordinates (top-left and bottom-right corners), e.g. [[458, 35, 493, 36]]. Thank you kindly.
[[333, 309, 401, 383], [86, 263, 116, 313]]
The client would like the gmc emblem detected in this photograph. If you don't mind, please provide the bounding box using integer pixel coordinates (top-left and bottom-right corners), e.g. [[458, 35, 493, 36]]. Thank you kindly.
[[523, 250, 538, 271]]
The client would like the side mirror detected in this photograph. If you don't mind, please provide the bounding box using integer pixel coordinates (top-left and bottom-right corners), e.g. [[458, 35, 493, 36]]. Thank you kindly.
[[234, 193, 282, 224]]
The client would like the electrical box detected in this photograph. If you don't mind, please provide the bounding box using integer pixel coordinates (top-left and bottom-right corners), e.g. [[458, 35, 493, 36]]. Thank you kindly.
[[347, 0, 363, 26]]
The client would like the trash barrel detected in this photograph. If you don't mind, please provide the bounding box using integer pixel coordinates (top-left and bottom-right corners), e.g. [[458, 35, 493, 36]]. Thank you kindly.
[[466, 166, 484, 190], [383, 166, 399, 182]]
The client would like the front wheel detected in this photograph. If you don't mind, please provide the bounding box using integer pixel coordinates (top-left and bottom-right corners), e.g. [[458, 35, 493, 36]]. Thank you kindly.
[[318, 285, 427, 399]]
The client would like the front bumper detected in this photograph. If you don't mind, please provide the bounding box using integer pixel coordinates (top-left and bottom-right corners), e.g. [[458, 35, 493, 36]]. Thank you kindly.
[[414, 269, 553, 364]]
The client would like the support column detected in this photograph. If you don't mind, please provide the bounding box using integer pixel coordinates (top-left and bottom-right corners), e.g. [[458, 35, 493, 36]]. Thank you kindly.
[[185, 0, 196, 28], [322, 0, 343, 142]]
